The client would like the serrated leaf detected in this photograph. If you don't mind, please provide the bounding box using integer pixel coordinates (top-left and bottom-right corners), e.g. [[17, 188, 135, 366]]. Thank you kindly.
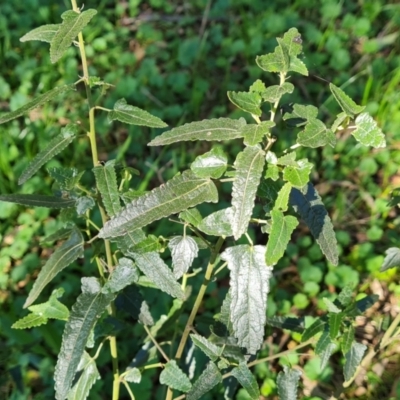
[[381, 247, 400, 272], [288, 57, 308, 76], [266, 316, 305, 333], [262, 83, 294, 103], [331, 111, 348, 132], [28, 288, 69, 320], [315, 329, 332, 355], [329, 312, 344, 339], [352, 112, 386, 148], [99, 171, 218, 239], [231, 363, 260, 400], [124, 368, 141, 383], [197, 208, 234, 237], [132, 235, 162, 254], [355, 294, 378, 314], [249, 79, 267, 94], [48, 167, 83, 190], [337, 284, 354, 307], [329, 83, 365, 117], [302, 318, 326, 342], [297, 119, 336, 148], [108, 98, 167, 128], [214, 291, 233, 334], [148, 118, 246, 146], [186, 362, 222, 400], [115, 284, 144, 322], [24, 228, 84, 308], [179, 208, 203, 227], [190, 147, 228, 179], [50, 9, 97, 63], [281, 28, 303, 56], [12, 313, 48, 329], [0, 194, 75, 208], [274, 182, 292, 212], [265, 210, 298, 265], [283, 104, 318, 122], [256, 45, 288, 73], [20, 24, 60, 43], [343, 342, 367, 382], [283, 159, 313, 188], [265, 164, 279, 181], [277, 366, 301, 400], [240, 121, 275, 146], [41, 227, 73, 244], [0, 85, 75, 124], [277, 152, 297, 166], [231, 146, 265, 239], [227, 91, 262, 116], [76, 196, 95, 215], [341, 325, 355, 355], [190, 334, 222, 361], [290, 183, 338, 265], [19, 124, 78, 185], [168, 236, 199, 279], [67, 352, 100, 400], [54, 278, 115, 400], [103, 257, 139, 294], [93, 161, 121, 217], [323, 298, 342, 313], [319, 342, 336, 371], [221, 245, 273, 354], [160, 360, 192, 393]]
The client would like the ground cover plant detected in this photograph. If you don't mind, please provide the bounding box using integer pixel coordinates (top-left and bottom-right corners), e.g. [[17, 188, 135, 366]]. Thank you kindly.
[[1, 1, 400, 400]]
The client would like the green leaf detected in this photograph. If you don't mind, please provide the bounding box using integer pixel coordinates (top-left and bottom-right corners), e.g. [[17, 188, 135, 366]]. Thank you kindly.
[[48, 167, 83, 190], [331, 112, 348, 132], [20, 24, 60, 43], [186, 362, 222, 400], [76, 196, 95, 215], [249, 79, 267, 94], [281, 28, 303, 56], [227, 91, 262, 116], [132, 235, 162, 254], [148, 118, 246, 146], [50, 9, 97, 63], [12, 313, 48, 329], [329, 312, 344, 339], [323, 298, 342, 313], [283, 104, 318, 122], [277, 366, 301, 400], [54, 278, 115, 400], [329, 83, 365, 117], [214, 291, 233, 334], [277, 152, 297, 166], [256, 45, 289, 73], [67, 352, 100, 400], [124, 368, 141, 383], [282, 159, 313, 188], [0, 85, 75, 124], [159, 360, 192, 393], [265, 164, 279, 181], [262, 83, 294, 103], [231, 363, 260, 400], [240, 121, 275, 146], [337, 284, 354, 307], [41, 227, 73, 244], [190, 147, 228, 179], [343, 342, 367, 382], [288, 57, 308, 76], [352, 112, 386, 148], [168, 236, 199, 279], [265, 210, 298, 266], [0, 194, 75, 208], [354, 294, 378, 314], [190, 334, 222, 361], [24, 228, 84, 308], [231, 146, 265, 239], [265, 316, 305, 333], [319, 342, 336, 372], [179, 208, 203, 227], [381, 247, 400, 272], [28, 288, 69, 320], [19, 124, 78, 185], [221, 245, 273, 354], [315, 329, 332, 355], [302, 318, 326, 342], [197, 208, 234, 237], [297, 119, 336, 148], [341, 325, 355, 355], [99, 171, 218, 238], [274, 182, 292, 212], [93, 160, 121, 217], [290, 183, 339, 265], [103, 257, 139, 294], [108, 98, 167, 128]]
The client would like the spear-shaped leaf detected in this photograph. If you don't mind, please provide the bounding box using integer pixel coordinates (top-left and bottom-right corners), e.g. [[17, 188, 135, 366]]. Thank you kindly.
[[227, 91, 262, 116], [343, 342, 367, 382], [20, 24, 60, 43], [168, 236, 199, 279], [0, 194, 75, 208], [274, 182, 292, 212], [99, 170, 218, 239], [159, 360, 192, 393], [352, 112, 386, 148], [231, 146, 265, 240], [381, 247, 400, 272], [11, 313, 48, 329], [186, 362, 222, 400], [190, 334, 222, 361], [190, 147, 228, 179], [329, 83, 365, 117], [302, 318, 326, 342], [28, 288, 69, 320], [256, 44, 289, 73], [231, 363, 260, 400], [148, 118, 246, 146], [277, 366, 302, 400]]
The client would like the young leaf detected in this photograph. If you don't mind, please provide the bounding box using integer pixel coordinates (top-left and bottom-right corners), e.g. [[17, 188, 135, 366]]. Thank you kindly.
[[341, 325, 355, 355], [197, 207, 234, 237], [352, 112, 386, 148], [231, 363, 260, 400], [168, 236, 199, 278], [329, 312, 344, 339], [24, 228, 84, 308], [274, 182, 292, 212], [0, 85, 75, 124], [76, 196, 95, 215], [148, 118, 246, 146], [249, 79, 267, 94], [48, 167, 83, 190], [132, 235, 162, 254], [108, 98, 167, 128], [28, 288, 69, 320], [297, 119, 336, 148], [277, 152, 297, 166], [283, 104, 318, 122], [67, 352, 100, 400], [103, 257, 139, 294], [179, 208, 203, 227], [227, 91, 262, 116], [186, 361, 222, 400], [323, 297, 342, 313], [282, 159, 313, 188], [290, 183, 339, 265], [99, 171, 218, 238], [0, 194, 75, 208], [50, 9, 97, 63], [265, 210, 298, 266], [256, 45, 289, 74], [288, 57, 308, 76], [331, 111, 348, 132], [124, 368, 142, 383], [266, 316, 305, 333], [159, 360, 192, 393], [231, 146, 265, 239], [337, 284, 354, 307], [190, 334, 222, 361], [329, 83, 365, 117], [221, 245, 273, 354], [262, 83, 294, 103], [190, 147, 228, 179], [54, 278, 115, 400], [315, 329, 332, 356], [277, 366, 301, 400], [302, 318, 326, 342], [93, 160, 121, 217], [319, 342, 336, 372], [265, 164, 279, 181], [381, 247, 400, 272], [12, 313, 48, 329], [19, 124, 78, 185], [240, 121, 275, 146], [20, 24, 60, 43], [281, 28, 303, 56], [343, 342, 367, 382]]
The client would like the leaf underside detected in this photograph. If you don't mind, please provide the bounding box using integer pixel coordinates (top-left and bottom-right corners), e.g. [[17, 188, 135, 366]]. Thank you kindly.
[[231, 363, 260, 400], [20, 24, 60, 43], [159, 360, 192, 393], [277, 366, 302, 400], [0, 193, 76, 208], [186, 362, 222, 400]]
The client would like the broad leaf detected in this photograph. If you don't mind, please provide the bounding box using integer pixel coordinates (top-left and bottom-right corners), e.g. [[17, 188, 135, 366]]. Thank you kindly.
[[281, 28, 303, 56], [249, 79, 267, 94], [93, 160, 121, 217], [265, 164, 279, 181], [190, 147, 228, 179], [352, 112, 386, 148], [148, 118, 246, 145], [283, 104, 318, 122], [256, 45, 289, 73], [103, 257, 139, 294], [0, 85, 75, 124], [20, 24, 60, 43], [282, 159, 313, 188], [329, 312, 344, 339], [28, 288, 69, 320], [0, 194, 75, 208], [297, 119, 336, 148], [343, 342, 367, 382], [341, 325, 355, 355], [54, 278, 115, 400], [231, 363, 260, 400], [99, 171, 218, 238], [179, 208, 203, 227], [159, 360, 192, 393], [319, 342, 336, 371], [221, 245, 273, 354], [76, 196, 95, 215], [24, 228, 84, 308], [197, 207, 234, 237], [190, 333, 222, 361], [132, 235, 162, 254], [274, 182, 292, 212], [240, 121, 275, 146], [231, 146, 265, 239], [290, 183, 338, 265], [124, 368, 141, 383], [12, 313, 48, 329], [381, 247, 400, 272], [50, 9, 97, 63], [266, 316, 304, 333], [108, 98, 167, 128], [329, 83, 365, 117], [288, 57, 308, 76], [265, 210, 298, 266], [186, 362, 222, 400], [168, 236, 199, 278], [262, 83, 294, 103], [277, 366, 301, 400], [302, 318, 326, 342], [227, 91, 262, 116], [277, 152, 297, 166]]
